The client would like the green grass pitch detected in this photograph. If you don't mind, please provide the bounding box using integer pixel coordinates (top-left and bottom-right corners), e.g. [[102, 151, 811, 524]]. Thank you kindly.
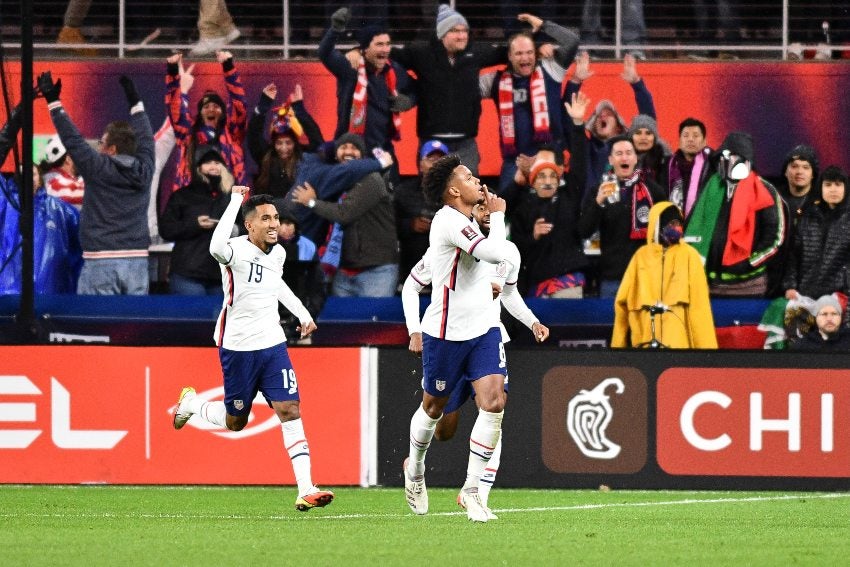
[[2, 486, 848, 565]]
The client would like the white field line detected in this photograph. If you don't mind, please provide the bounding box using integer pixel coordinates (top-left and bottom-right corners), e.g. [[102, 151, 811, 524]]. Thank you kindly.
[[1, 492, 848, 522]]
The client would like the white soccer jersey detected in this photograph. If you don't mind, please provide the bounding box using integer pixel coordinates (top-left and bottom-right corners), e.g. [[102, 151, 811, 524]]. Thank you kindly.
[[212, 236, 311, 351], [406, 240, 536, 342], [418, 206, 509, 340]]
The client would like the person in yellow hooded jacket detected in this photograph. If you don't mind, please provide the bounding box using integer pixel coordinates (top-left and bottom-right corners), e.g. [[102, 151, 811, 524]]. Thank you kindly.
[[611, 201, 717, 348]]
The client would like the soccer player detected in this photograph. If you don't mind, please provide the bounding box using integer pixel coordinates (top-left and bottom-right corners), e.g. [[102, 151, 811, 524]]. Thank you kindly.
[[401, 201, 549, 520], [172, 186, 333, 512], [402, 154, 511, 523]]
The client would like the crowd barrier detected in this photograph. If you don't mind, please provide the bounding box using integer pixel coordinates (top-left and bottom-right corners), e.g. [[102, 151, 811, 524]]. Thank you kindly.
[[2, 345, 847, 489], [0, 294, 770, 347]]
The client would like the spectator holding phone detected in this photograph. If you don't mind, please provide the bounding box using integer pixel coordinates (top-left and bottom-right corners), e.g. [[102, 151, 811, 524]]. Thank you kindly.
[[158, 145, 234, 295]]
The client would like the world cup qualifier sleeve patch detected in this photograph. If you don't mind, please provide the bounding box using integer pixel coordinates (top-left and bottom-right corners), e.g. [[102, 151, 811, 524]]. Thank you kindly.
[[461, 226, 479, 241]]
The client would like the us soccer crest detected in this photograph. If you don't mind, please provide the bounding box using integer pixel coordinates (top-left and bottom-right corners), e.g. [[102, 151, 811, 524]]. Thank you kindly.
[[436, 380, 446, 392], [234, 399, 244, 410]]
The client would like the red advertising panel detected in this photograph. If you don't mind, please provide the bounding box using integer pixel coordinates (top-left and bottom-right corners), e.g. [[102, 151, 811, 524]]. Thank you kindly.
[[657, 368, 850, 477], [0, 346, 361, 484]]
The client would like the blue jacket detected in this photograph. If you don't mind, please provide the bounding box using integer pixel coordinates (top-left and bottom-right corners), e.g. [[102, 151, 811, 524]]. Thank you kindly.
[[0, 177, 82, 294]]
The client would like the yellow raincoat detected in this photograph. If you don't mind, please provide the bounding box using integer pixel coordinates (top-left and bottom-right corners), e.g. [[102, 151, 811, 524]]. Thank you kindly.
[[611, 201, 717, 348]]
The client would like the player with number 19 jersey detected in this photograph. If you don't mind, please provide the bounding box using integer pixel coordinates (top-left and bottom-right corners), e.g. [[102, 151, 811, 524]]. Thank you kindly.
[[212, 204, 311, 352]]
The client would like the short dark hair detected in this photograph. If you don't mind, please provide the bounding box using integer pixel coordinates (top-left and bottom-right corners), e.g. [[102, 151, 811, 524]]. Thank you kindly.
[[678, 117, 706, 137], [820, 165, 848, 185], [606, 135, 634, 156], [104, 121, 136, 155], [422, 153, 461, 206], [242, 193, 277, 219]]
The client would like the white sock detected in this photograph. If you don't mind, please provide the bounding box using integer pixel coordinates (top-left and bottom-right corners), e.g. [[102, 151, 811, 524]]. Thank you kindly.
[[282, 419, 314, 496], [408, 404, 440, 477], [187, 397, 227, 428], [464, 408, 503, 490], [479, 436, 502, 507]]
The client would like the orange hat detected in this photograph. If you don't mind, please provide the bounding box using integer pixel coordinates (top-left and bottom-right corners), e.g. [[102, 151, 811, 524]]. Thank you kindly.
[[528, 157, 563, 185]]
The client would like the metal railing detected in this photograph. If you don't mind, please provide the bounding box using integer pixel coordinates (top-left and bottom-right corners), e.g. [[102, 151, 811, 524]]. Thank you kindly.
[[3, 1, 849, 60]]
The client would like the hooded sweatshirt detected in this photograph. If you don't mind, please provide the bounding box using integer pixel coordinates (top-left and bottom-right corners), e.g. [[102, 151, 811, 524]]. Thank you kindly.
[[611, 201, 717, 348]]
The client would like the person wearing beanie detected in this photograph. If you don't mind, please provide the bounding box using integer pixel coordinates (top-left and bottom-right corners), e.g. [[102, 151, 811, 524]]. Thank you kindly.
[[783, 166, 850, 302], [248, 83, 324, 199], [478, 13, 580, 198], [565, 52, 657, 197], [508, 92, 591, 298], [663, 117, 712, 221], [612, 201, 717, 349], [778, 144, 820, 219], [290, 130, 399, 298], [165, 50, 247, 193], [372, 4, 509, 175], [790, 293, 850, 351], [683, 131, 785, 298], [40, 134, 85, 210], [628, 114, 671, 185], [319, 7, 415, 182], [159, 143, 234, 295]]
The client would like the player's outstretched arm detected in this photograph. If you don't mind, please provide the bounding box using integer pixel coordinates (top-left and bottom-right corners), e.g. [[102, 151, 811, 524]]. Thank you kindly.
[[210, 186, 247, 263]]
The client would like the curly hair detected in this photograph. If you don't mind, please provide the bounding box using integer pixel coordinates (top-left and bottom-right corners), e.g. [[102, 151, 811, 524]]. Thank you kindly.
[[422, 153, 461, 206]]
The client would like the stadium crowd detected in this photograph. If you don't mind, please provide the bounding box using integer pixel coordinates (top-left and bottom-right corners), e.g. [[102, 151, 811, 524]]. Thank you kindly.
[[3, 3, 849, 350]]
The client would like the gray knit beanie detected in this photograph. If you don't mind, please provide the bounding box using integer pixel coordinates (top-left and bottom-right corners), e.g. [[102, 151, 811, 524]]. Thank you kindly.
[[436, 4, 468, 40], [814, 294, 842, 317]]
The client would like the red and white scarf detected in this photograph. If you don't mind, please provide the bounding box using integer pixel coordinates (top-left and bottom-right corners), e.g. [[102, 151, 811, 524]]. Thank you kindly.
[[350, 59, 402, 140], [497, 68, 550, 155], [623, 169, 654, 240]]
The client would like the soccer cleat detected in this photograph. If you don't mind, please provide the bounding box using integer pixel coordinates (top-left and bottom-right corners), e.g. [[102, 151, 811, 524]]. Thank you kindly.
[[457, 490, 498, 520], [295, 488, 334, 511], [172, 386, 196, 430], [459, 487, 489, 523], [403, 457, 428, 515]]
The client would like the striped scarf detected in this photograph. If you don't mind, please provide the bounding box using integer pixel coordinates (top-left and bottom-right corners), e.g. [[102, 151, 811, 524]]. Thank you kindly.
[[497, 68, 550, 156], [350, 59, 402, 140]]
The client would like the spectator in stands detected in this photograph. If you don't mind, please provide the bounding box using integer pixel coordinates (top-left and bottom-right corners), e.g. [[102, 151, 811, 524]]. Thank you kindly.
[[158, 146, 233, 295], [165, 51, 247, 193], [478, 13, 580, 200], [566, 52, 656, 196], [662, 117, 712, 222], [580, 0, 648, 58], [248, 83, 324, 200], [40, 135, 84, 210], [509, 92, 591, 298], [394, 140, 446, 282], [683, 131, 785, 297], [612, 202, 717, 348], [384, 3, 508, 175], [56, 0, 241, 57], [789, 294, 850, 351], [291, 133, 399, 297], [628, 114, 670, 186], [0, 110, 83, 294], [276, 208, 326, 344], [578, 135, 666, 297], [37, 71, 153, 295], [783, 166, 850, 301], [188, 1, 241, 56], [320, 8, 415, 181], [777, 144, 819, 223]]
